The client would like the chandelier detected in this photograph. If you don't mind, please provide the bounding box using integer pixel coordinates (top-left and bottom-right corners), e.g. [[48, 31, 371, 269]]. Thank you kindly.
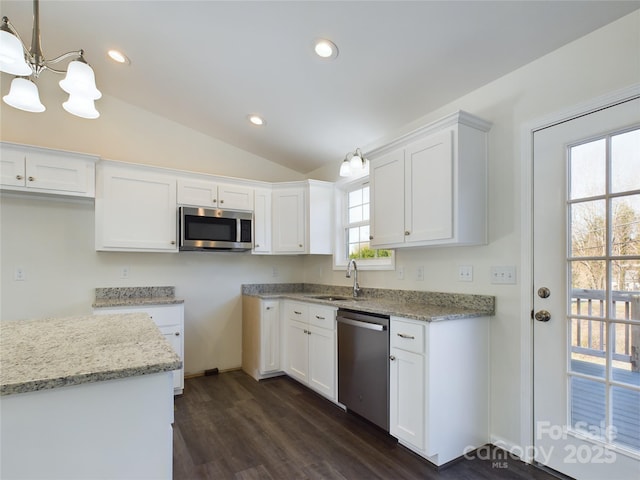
[[0, 0, 101, 119], [339, 148, 368, 177]]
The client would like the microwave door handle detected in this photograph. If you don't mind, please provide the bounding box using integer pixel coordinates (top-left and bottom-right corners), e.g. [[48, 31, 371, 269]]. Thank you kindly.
[[236, 218, 241, 243]]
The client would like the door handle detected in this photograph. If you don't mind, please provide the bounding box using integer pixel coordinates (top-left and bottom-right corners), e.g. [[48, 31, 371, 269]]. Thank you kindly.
[[535, 310, 551, 322]]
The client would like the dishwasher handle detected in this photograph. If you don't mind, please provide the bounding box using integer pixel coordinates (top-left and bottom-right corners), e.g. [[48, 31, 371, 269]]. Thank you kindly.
[[337, 316, 387, 331]]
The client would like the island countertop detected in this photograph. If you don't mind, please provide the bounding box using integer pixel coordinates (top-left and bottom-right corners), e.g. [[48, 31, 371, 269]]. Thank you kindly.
[[0, 313, 182, 396]]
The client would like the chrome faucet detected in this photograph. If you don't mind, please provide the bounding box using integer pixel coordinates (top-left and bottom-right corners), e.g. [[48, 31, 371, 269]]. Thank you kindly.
[[346, 259, 361, 298]]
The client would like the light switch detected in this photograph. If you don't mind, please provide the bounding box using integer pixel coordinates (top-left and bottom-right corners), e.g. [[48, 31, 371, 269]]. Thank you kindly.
[[490, 266, 517, 284], [458, 265, 473, 282]]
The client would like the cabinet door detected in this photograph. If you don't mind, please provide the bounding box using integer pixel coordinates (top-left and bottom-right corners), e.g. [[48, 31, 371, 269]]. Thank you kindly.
[[259, 302, 280, 374], [284, 319, 309, 383], [160, 325, 184, 392], [177, 179, 218, 207], [96, 165, 177, 251], [370, 149, 405, 246], [253, 188, 272, 253], [389, 347, 425, 451], [272, 187, 305, 253], [25, 150, 93, 195], [0, 145, 26, 187], [308, 325, 336, 400], [405, 129, 453, 243], [218, 184, 254, 210]]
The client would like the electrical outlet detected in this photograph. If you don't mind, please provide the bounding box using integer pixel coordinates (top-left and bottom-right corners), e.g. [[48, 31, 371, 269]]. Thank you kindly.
[[397, 266, 404, 280], [490, 266, 517, 284], [458, 265, 473, 282], [416, 266, 424, 281], [120, 266, 130, 279], [272, 266, 279, 277], [14, 267, 26, 281]]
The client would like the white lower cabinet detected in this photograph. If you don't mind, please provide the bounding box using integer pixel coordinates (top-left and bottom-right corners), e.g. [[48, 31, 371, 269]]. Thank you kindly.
[[242, 296, 283, 380], [283, 301, 337, 401], [93, 304, 185, 395], [389, 315, 489, 466]]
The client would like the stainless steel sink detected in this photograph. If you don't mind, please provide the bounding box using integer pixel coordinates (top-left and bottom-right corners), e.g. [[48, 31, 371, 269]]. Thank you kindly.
[[306, 295, 352, 301]]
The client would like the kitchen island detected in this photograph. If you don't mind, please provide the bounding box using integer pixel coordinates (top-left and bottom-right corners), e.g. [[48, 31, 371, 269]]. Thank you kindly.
[[0, 313, 181, 479]]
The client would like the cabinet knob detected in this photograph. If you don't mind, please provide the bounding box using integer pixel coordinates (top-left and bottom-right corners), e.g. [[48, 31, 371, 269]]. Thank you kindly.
[[170, 240, 176, 245], [307, 330, 311, 335], [28, 176, 35, 182], [256, 244, 260, 248], [299, 244, 303, 248], [404, 231, 410, 236], [220, 199, 224, 204], [16, 175, 23, 180], [266, 306, 272, 310], [389, 355, 396, 361], [175, 332, 180, 336], [369, 235, 374, 240]]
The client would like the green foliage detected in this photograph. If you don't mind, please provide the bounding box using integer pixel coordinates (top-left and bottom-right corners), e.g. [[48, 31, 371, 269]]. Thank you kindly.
[[349, 247, 393, 259]]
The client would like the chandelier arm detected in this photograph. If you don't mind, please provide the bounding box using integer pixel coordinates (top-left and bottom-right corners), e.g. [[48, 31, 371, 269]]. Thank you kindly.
[[46, 50, 84, 65]]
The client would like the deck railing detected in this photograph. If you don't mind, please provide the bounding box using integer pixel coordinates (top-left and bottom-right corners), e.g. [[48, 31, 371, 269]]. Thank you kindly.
[[571, 289, 640, 369]]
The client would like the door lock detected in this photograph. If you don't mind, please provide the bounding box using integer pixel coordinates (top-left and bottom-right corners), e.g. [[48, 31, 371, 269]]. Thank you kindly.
[[535, 310, 551, 322], [537, 287, 551, 298]]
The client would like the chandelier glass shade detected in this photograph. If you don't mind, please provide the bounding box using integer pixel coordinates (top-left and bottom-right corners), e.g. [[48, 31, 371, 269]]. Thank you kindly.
[[0, 0, 101, 119], [339, 148, 368, 177]]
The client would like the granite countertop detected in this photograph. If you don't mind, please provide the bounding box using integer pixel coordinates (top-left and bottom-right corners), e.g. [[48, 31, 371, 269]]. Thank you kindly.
[[0, 313, 182, 396], [242, 283, 495, 322], [92, 286, 184, 308]]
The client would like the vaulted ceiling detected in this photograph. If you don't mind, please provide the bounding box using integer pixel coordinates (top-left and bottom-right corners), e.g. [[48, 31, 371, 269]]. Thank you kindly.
[[1, 1, 637, 173]]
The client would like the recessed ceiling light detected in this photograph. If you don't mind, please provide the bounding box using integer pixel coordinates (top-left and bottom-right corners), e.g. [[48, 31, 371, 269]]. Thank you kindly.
[[247, 114, 266, 126], [314, 38, 338, 60], [107, 49, 130, 65]]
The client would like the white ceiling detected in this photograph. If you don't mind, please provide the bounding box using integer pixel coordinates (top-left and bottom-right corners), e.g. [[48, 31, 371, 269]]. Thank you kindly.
[[1, 1, 638, 174]]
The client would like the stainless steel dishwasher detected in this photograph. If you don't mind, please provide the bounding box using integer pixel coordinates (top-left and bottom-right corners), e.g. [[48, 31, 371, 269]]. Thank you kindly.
[[337, 308, 390, 431]]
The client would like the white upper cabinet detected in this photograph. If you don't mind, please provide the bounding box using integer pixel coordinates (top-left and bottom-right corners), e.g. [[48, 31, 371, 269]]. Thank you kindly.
[[253, 187, 272, 254], [272, 185, 306, 253], [95, 162, 178, 252], [177, 178, 254, 211], [272, 180, 333, 255], [0, 142, 97, 197], [370, 111, 491, 248]]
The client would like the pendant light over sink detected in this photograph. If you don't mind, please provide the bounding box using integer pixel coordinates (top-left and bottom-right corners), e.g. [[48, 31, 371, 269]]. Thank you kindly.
[[339, 148, 368, 177], [0, 0, 101, 118]]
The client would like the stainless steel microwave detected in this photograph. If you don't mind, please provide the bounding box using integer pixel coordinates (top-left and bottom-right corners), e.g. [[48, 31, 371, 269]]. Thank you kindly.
[[178, 206, 253, 251]]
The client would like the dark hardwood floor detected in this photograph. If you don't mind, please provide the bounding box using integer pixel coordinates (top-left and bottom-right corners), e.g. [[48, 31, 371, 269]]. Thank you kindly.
[[173, 371, 558, 480]]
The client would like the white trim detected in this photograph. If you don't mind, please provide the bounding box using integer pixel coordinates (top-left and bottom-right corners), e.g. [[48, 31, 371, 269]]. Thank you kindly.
[[519, 83, 640, 463]]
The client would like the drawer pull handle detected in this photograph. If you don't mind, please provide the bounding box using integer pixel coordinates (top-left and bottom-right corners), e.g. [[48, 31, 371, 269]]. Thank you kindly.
[[294, 311, 302, 315], [397, 333, 415, 339], [315, 315, 325, 320]]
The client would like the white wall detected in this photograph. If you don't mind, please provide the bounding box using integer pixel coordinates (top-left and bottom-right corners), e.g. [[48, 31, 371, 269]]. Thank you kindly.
[[306, 10, 640, 452]]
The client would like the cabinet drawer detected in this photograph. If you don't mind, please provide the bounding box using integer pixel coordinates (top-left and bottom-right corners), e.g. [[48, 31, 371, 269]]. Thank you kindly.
[[390, 319, 425, 354], [308, 305, 336, 330], [284, 302, 309, 322]]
